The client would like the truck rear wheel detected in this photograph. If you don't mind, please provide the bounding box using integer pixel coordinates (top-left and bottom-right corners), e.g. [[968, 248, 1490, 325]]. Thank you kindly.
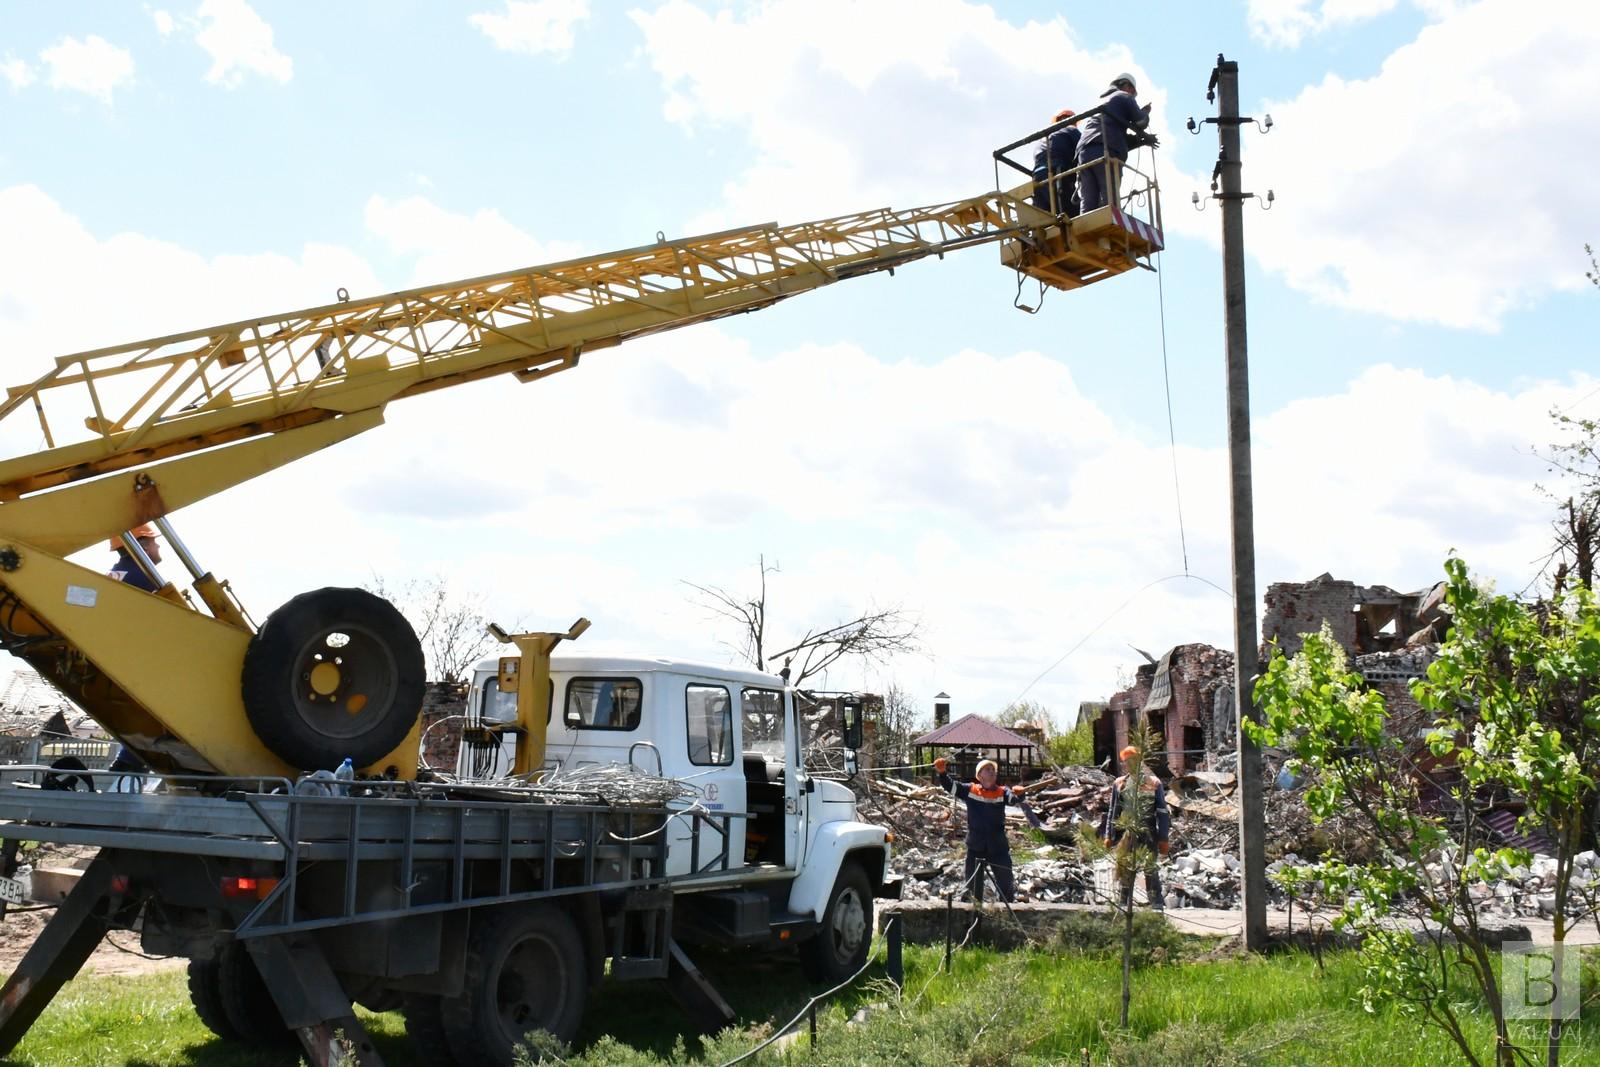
[[800, 861, 873, 983], [442, 904, 587, 1064], [241, 587, 424, 771], [186, 954, 238, 1040], [218, 941, 295, 1045], [403, 994, 459, 1066]]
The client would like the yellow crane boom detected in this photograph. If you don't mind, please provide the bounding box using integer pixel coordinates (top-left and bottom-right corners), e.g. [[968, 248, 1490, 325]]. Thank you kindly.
[[0, 160, 1161, 782]]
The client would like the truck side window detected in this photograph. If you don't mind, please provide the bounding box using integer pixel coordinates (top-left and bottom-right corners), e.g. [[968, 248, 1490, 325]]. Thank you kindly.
[[564, 678, 642, 730], [740, 687, 785, 760], [686, 684, 733, 766], [480, 679, 550, 724]]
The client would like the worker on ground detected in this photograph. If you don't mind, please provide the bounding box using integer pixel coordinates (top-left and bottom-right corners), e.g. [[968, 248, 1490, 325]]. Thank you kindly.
[[1076, 73, 1158, 213], [1100, 744, 1169, 911], [933, 756, 1038, 903], [1031, 108, 1081, 217], [107, 524, 162, 594]]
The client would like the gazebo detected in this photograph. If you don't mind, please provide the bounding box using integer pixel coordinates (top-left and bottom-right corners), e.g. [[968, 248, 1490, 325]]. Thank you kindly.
[[912, 713, 1042, 783]]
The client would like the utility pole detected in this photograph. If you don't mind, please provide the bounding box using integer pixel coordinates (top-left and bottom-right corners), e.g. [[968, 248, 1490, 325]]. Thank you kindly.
[[1194, 54, 1270, 951]]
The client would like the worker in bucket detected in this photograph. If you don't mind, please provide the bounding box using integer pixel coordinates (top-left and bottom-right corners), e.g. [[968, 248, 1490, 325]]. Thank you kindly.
[[1075, 72, 1158, 212], [1100, 744, 1170, 911], [106, 523, 162, 593], [933, 756, 1039, 902], [1031, 108, 1081, 217]]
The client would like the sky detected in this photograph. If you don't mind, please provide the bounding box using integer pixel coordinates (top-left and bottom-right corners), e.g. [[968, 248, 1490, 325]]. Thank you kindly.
[[1, 0, 1597, 732]]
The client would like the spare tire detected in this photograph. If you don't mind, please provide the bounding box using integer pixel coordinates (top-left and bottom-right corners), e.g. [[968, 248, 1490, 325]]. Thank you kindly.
[[242, 587, 424, 771]]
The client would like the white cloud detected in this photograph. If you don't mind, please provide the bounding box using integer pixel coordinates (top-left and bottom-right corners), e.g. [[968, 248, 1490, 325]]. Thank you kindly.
[[150, 8, 177, 37], [630, 0, 1168, 228], [0, 184, 1589, 720], [1239, 0, 1600, 329], [364, 195, 584, 283], [1, 56, 35, 91], [195, 0, 292, 87], [470, 0, 590, 57], [1248, 0, 1400, 47], [1249, 0, 1467, 46], [39, 36, 135, 103]]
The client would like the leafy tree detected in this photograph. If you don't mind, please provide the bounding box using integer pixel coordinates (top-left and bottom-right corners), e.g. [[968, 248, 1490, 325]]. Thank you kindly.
[[1076, 728, 1162, 1028], [1250, 560, 1600, 1067]]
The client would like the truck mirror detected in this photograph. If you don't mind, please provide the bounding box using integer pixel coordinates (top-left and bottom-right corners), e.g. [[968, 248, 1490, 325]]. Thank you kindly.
[[842, 701, 863, 751]]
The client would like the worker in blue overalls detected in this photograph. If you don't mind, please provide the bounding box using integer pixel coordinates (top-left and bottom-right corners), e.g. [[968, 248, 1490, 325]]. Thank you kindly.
[[1076, 72, 1159, 213], [934, 756, 1038, 902]]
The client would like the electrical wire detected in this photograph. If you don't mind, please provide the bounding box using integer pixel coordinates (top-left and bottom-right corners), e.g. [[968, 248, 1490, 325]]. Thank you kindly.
[[1154, 246, 1190, 574], [1010, 572, 1233, 705]]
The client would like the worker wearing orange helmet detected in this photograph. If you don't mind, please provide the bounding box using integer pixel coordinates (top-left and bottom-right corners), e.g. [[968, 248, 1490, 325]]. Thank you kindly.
[[933, 755, 1038, 902], [1100, 744, 1170, 910], [1030, 107, 1082, 218], [107, 524, 162, 593]]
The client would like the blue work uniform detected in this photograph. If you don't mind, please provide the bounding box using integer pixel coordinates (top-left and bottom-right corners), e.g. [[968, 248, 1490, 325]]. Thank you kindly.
[[108, 549, 159, 592], [1099, 770, 1170, 909], [1076, 90, 1153, 212], [1031, 126, 1081, 217], [937, 769, 1038, 902]]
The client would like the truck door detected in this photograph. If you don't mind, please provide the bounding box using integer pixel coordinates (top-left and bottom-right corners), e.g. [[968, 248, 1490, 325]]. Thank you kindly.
[[668, 680, 745, 876], [738, 685, 800, 869]]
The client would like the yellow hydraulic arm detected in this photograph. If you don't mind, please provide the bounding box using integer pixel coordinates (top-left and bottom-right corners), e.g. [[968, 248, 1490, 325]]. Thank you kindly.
[[0, 166, 1161, 781]]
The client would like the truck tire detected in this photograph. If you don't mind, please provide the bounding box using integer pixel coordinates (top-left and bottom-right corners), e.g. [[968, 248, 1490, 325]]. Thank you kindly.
[[218, 941, 296, 1045], [800, 861, 873, 984], [403, 995, 459, 1067], [241, 587, 424, 771], [441, 904, 587, 1064], [186, 953, 239, 1040]]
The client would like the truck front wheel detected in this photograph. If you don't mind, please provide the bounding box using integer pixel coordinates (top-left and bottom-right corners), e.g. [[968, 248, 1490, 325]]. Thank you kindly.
[[442, 904, 588, 1064], [800, 861, 873, 983]]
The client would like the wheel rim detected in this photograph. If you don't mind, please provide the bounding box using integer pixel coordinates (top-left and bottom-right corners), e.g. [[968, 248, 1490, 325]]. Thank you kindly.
[[493, 935, 565, 1043], [831, 886, 867, 960], [288, 623, 400, 741]]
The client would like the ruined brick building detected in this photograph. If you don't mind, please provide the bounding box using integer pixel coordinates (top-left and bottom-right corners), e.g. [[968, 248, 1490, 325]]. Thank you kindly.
[[1089, 573, 1448, 777]]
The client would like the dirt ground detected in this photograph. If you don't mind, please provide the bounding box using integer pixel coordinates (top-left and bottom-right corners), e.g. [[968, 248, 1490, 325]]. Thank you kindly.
[[0, 844, 182, 979]]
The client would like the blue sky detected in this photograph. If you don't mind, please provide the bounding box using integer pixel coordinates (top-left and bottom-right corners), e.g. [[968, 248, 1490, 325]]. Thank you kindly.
[[2, 0, 1596, 727]]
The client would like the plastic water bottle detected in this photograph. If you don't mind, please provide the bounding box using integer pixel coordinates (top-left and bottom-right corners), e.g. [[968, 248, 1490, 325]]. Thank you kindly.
[[334, 757, 355, 798]]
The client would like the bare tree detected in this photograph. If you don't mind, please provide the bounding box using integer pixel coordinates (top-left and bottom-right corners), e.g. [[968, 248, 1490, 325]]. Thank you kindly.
[[366, 575, 494, 685], [874, 683, 922, 768], [684, 556, 921, 688]]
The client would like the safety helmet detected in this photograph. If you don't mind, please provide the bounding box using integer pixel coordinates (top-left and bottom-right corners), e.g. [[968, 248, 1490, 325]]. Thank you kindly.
[[108, 523, 158, 551], [1119, 745, 1140, 760], [976, 758, 999, 776], [1110, 72, 1137, 93], [1053, 107, 1075, 122]]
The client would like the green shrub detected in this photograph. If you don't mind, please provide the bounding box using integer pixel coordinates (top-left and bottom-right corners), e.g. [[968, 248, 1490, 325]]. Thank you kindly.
[[1048, 909, 1186, 965]]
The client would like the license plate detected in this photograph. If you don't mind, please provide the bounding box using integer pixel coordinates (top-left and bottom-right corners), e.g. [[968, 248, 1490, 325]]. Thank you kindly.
[[0, 876, 25, 905]]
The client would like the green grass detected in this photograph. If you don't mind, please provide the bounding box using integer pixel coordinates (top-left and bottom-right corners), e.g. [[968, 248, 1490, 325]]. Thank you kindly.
[[3, 944, 1598, 1066]]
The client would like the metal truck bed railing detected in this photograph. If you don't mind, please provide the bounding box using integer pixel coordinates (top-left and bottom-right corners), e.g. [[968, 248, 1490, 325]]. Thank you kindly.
[[0, 774, 742, 937]]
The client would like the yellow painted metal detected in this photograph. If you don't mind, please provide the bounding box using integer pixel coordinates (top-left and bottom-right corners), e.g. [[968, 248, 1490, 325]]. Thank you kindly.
[[0, 540, 294, 777], [0, 409, 384, 558], [0, 174, 1158, 780], [490, 618, 590, 778]]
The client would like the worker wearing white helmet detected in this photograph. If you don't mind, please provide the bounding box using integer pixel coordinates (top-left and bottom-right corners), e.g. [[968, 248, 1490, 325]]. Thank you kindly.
[[1075, 72, 1159, 212]]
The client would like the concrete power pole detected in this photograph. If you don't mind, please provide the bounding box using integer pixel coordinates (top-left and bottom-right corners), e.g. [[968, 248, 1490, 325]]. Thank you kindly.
[[1196, 54, 1270, 950]]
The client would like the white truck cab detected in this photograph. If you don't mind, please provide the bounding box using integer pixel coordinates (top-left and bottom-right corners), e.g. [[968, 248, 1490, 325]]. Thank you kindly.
[[456, 652, 898, 979]]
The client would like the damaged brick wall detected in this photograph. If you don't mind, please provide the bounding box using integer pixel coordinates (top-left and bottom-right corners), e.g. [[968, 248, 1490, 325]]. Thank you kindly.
[[420, 681, 468, 774], [1262, 572, 1430, 658]]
